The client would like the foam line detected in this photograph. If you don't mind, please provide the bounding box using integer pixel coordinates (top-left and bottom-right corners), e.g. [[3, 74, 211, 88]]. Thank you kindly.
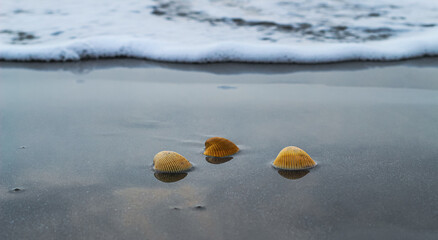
[[1, 30, 437, 63]]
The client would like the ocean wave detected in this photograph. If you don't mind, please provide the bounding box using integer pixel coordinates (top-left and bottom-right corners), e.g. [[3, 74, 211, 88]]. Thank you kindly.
[[1, 30, 438, 63], [2, 0, 438, 63]]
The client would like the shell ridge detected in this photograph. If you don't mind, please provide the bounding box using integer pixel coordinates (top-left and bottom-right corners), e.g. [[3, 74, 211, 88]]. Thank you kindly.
[[153, 151, 192, 173], [273, 146, 316, 170], [204, 137, 239, 157]]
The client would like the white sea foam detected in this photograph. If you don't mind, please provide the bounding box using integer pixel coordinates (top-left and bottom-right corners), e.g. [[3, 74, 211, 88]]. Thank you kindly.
[[1, 0, 437, 63], [1, 30, 438, 63]]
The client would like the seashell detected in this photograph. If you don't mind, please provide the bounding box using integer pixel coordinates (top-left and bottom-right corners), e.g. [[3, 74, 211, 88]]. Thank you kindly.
[[273, 146, 316, 170], [277, 170, 309, 180], [154, 172, 188, 183], [153, 151, 192, 173], [205, 156, 233, 165], [204, 137, 239, 157]]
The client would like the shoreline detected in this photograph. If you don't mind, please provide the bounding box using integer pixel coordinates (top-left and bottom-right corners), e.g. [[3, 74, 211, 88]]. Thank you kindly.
[[1, 56, 438, 73], [1, 30, 438, 62], [2, 57, 437, 91]]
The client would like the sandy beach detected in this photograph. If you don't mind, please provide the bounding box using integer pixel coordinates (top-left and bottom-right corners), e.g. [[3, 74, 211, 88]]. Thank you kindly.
[[1, 59, 437, 239]]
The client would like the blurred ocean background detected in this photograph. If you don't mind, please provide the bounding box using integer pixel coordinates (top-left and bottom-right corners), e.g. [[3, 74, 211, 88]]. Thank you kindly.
[[1, 0, 437, 62]]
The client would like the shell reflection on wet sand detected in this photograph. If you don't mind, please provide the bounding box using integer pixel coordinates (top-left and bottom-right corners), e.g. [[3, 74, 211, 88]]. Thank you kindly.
[[205, 156, 233, 164], [277, 169, 310, 180], [204, 137, 239, 157], [154, 172, 188, 183], [153, 151, 192, 173], [273, 146, 317, 170]]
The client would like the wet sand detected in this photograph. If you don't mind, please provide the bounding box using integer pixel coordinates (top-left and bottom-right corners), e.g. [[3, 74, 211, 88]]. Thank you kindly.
[[1, 59, 437, 239]]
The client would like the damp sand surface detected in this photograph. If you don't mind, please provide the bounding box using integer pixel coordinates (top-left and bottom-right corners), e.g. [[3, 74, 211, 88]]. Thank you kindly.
[[1, 59, 438, 239]]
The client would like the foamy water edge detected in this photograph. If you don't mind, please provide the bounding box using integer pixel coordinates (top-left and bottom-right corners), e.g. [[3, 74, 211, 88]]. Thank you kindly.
[[1, 30, 437, 63]]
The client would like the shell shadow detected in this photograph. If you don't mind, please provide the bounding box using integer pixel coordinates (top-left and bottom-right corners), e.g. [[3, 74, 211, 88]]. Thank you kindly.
[[205, 156, 233, 165], [154, 172, 188, 183], [277, 169, 310, 180]]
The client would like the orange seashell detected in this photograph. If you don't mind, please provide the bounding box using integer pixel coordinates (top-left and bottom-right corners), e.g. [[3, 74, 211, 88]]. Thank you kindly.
[[277, 170, 309, 180], [273, 146, 316, 170], [203, 137, 239, 157], [153, 151, 192, 173], [154, 172, 188, 183]]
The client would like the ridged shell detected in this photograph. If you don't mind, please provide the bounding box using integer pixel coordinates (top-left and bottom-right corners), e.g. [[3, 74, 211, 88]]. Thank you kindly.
[[205, 156, 233, 165], [277, 170, 309, 180], [154, 172, 187, 183], [273, 146, 316, 170], [204, 137, 239, 157], [153, 151, 192, 173]]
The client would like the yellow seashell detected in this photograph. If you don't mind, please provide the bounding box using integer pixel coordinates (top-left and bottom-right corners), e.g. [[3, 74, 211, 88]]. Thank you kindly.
[[204, 137, 239, 157], [273, 146, 316, 170], [153, 151, 192, 173], [205, 156, 233, 165], [154, 172, 187, 183], [277, 170, 309, 180]]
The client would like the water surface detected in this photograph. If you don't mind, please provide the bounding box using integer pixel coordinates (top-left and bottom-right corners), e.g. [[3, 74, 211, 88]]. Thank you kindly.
[[1, 61, 437, 239]]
